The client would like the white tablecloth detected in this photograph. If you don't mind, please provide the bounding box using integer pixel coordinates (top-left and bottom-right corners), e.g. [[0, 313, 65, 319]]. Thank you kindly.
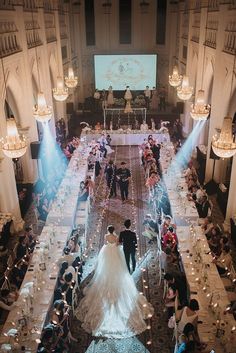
[[177, 226, 236, 352], [0, 226, 71, 351], [159, 142, 236, 351], [46, 145, 89, 227], [82, 130, 170, 145], [0, 144, 90, 351]]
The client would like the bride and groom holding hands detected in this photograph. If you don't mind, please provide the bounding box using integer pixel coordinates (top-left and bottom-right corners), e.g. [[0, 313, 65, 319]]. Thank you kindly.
[[75, 219, 154, 339]]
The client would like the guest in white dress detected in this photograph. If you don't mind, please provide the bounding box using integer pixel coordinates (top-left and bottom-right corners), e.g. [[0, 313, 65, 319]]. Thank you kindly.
[[75, 225, 154, 338]]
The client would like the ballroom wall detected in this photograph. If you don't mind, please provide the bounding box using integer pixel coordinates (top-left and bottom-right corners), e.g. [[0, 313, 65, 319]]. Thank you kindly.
[[0, 0, 236, 230]]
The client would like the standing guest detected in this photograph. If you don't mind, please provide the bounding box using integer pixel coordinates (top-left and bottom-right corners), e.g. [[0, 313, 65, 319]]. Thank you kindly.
[[94, 89, 100, 111], [119, 219, 137, 273], [150, 118, 156, 131], [124, 85, 132, 102], [101, 89, 107, 110], [93, 145, 102, 177], [107, 86, 114, 106], [159, 85, 167, 111], [144, 85, 151, 110], [104, 160, 117, 198], [116, 161, 131, 203], [106, 134, 112, 146], [173, 118, 183, 141], [151, 87, 158, 110], [162, 226, 178, 252]]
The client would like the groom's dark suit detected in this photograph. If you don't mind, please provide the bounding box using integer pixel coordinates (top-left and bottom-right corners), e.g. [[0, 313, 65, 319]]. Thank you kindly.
[[119, 229, 137, 273]]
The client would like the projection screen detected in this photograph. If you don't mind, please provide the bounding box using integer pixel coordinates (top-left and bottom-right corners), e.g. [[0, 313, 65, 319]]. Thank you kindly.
[[94, 54, 157, 91]]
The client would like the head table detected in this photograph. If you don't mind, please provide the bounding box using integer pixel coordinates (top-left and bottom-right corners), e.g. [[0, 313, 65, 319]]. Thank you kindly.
[[81, 129, 170, 146], [160, 142, 236, 352], [0, 142, 89, 352]]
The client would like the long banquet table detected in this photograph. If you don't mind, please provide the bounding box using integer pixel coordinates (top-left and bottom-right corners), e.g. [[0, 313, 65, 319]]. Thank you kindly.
[[0, 143, 89, 352], [160, 142, 236, 352], [82, 129, 170, 145]]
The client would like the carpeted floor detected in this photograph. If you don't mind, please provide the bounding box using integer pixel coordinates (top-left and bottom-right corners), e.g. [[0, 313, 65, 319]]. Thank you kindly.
[[70, 146, 175, 353]]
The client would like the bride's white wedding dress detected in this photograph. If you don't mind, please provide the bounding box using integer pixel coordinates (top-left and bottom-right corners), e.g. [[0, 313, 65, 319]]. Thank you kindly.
[[75, 235, 154, 339]]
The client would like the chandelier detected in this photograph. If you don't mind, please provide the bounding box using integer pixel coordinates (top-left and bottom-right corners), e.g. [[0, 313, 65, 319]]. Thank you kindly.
[[65, 67, 78, 88], [190, 89, 210, 121], [177, 75, 193, 101], [0, 119, 27, 158], [212, 117, 236, 158], [124, 100, 133, 114], [169, 66, 182, 87], [33, 92, 52, 123], [53, 76, 68, 102]]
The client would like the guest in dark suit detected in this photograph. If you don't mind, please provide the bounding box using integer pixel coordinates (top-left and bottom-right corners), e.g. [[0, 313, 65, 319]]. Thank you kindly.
[[104, 160, 117, 198], [119, 219, 137, 273]]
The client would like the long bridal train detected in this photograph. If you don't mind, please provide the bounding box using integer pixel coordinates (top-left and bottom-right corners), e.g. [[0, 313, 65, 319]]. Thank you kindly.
[[74, 239, 154, 339]]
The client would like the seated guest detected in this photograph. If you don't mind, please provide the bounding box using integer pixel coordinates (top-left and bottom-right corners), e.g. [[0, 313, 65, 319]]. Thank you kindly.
[[213, 244, 232, 275], [160, 247, 179, 274], [57, 247, 76, 267], [162, 226, 178, 251], [86, 176, 95, 196], [24, 226, 37, 252], [38, 197, 50, 222], [184, 161, 197, 182], [160, 215, 176, 237], [87, 151, 96, 170], [13, 236, 28, 262], [182, 323, 197, 352], [176, 334, 188, 353], [146, 171, 160, 188], [208, 231, 221, 255], [201, 216, 214, 237], [164, 283, 178, 319], [142, 214, 159, 243], [0, 289, 16, 311], [57, 261, 69, 286], [10, 262, 26, 289], [78, 181, 89, 201], [60, 272, 75, 306], [178, 299, 199, 333], [195, 195, 210, 219], [164, 272, 187, 307]]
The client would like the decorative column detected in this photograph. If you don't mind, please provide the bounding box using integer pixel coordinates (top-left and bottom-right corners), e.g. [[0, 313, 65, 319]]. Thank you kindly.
[[0, 155, 24, 232], [224, 155, 236, 231]]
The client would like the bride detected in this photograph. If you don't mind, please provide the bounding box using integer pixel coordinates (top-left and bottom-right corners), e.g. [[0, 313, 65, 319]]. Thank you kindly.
[[75, 225, 154, 339]]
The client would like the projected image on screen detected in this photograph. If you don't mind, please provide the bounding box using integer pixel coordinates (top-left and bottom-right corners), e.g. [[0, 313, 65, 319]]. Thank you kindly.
[[94, 54, 157, 91]]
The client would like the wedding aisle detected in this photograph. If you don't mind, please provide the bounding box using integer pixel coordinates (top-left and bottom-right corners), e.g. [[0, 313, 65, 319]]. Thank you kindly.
[[71, 146, 174, 353]]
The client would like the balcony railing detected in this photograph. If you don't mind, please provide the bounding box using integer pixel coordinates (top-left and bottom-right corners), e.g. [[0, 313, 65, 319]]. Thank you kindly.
[[223, 21, 236, 54], [26, 29, 42, 48], [0, 0, 14, 10], [0, 32, 21, 58]]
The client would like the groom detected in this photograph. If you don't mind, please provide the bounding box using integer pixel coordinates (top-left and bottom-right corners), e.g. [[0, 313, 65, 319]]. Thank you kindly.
[[119, 219, 137, 273]]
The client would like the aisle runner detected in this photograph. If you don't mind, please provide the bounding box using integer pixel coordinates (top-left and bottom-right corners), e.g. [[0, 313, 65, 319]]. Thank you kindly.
[[71, 146, 174, 353]]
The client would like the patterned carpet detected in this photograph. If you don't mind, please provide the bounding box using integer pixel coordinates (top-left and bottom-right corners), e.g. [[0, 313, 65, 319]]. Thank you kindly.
[[70, 146, 174, 353]]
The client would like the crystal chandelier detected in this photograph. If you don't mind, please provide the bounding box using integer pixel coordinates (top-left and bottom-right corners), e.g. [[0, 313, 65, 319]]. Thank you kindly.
[[177, 75, 193, 101], [190, 89, 210, 121], [212, 117, 236, 158], [65, 67, 78, 88], [52, 76, 68, 102], [124, 100, 133, 114], [33, 92, 52, 123], [169, 66, 182, 87], [0, 118, 27, 158]]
